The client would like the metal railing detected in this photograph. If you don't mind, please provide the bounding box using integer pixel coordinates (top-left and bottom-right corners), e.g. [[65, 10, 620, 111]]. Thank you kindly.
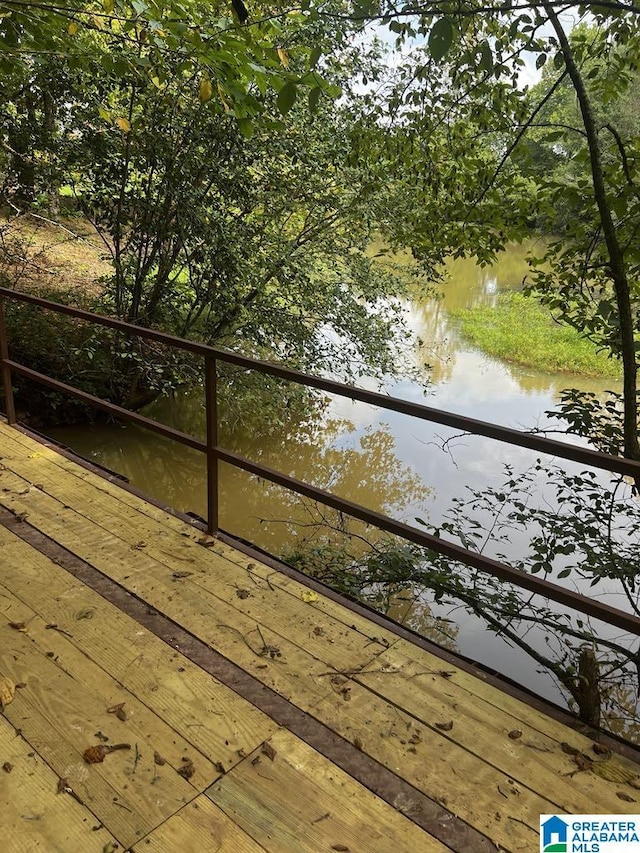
[[2, 285, 640, 636]]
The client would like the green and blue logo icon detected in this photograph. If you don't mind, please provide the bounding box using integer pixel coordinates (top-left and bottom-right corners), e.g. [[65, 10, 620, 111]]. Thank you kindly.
[[541, 816, 568, 852]]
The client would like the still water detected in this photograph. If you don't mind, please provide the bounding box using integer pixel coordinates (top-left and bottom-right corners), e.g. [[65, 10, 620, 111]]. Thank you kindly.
[[50, 244, 625, 712]]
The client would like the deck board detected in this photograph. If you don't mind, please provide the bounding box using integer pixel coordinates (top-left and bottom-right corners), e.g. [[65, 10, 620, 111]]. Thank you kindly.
[[0, 715, 116, 853], [205, 729, 450, 853], [2, 418, 640, 853]]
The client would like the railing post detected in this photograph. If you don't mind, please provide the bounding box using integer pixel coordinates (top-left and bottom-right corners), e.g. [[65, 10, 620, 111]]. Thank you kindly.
[[205, 355, 218, 535], [0, 298, 16, 424]]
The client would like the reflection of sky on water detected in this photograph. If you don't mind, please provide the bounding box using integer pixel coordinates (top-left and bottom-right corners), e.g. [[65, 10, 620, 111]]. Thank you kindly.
[[47, 243, 633, 720]]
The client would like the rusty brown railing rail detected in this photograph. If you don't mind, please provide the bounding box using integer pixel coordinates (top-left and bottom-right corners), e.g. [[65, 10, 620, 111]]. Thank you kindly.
[[1, 285, 640, 636]]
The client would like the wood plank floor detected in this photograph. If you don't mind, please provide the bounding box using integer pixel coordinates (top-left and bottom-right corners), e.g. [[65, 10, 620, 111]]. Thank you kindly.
[[1, 419, 640, 852]]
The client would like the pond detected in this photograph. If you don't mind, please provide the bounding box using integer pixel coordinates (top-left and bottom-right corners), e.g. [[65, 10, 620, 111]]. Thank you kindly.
[[50, 242, 632, 723]]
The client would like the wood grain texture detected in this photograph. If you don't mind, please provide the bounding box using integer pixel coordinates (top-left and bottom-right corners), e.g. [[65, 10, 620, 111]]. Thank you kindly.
[[206, 729, 450, 853], [0, 469, 387, 709], [0, 528, 277, 770], [312, 683, 551, 852], [132, 795, 268, 853], [3, 420, 640, 853], [353, 644, 640, 814], [0, 440, 395, 664], [0, 715, 116, 853], [0, 606, 200, 848]]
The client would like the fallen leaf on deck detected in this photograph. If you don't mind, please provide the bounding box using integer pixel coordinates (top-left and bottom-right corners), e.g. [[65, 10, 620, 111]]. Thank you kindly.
[[83, 743, 131, 764], [2, 762, 12, 773], [261, 742, 277, 761], [57, 777, 71, 794], [617, 791, 636, 802], [177, 757, 195, 779], [572, 753, 593, 772], [561, 742, 579, 755], [172, 571, 193, 580], [508, 730, 523, 740], [593, 742, 610, 756], [214, 761, 226, 774], [301, 590, 318, 603], [331, 845, 350, 851], [8, 622, 28, 632], [75, 608, 95, 621], [107, 702, 127, 722], [0, 676, 16, 709], [197, 537, 216, 547], [94, 731, 109, 743], [235, 589, 251, 599], [153, 751, 166, 766], [435, 721, 453, 731], [353, 736, 363, 751]]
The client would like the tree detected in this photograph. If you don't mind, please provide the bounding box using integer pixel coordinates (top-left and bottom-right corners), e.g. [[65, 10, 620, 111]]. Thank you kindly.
[[308, 1, 639, 463], [1, 3, 427, 418]]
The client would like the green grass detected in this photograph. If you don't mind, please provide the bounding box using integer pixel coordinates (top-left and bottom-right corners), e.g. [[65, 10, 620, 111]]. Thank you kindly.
[[451, 291, 622, 379]]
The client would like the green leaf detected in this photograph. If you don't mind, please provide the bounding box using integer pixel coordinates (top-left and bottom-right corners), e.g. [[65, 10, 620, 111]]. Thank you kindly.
[[478, 40, 493, 73], [237, 117, 254, 138], [428, 18, 454, 63], [557, 568, 571, 578], [308, 86, 321, 113], [277, 81, 297, 115], [535, 53, 547, 69], [309, 46, 322, 69]]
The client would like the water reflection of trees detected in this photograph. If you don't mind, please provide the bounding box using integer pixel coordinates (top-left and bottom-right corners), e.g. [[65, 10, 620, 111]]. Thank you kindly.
[[51, 406, 431, 558]]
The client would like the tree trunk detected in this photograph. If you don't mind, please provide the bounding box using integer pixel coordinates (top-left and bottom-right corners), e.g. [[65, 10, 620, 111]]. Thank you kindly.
[[544, 2, 639, 464]]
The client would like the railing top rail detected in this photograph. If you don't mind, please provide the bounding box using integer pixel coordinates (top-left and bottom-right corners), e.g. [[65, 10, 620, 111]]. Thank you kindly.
[[1, 286, 639, 479]]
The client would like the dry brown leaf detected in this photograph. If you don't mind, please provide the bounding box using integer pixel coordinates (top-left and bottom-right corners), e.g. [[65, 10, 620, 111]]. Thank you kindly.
[[2, 762, 12, 773], [8, 622, 28, 632], [592, 742, 610, 756], [435, 720, 453, 731], [353, 736, 363, 751], [107, 702, 127, 722], [83, 743, 131, 764], [177, 758, 195, 780], [561, 742, 579, 755], [261, 742, 277, 761], [0, 676, 15, 710], [172, 571, 193, 580], [508, 730, 522, 740], [617, 791, 636, 802], [214, 761, 226, 774], [57, 777, 70, 794], [153, 751, 166, 766], [573, 753, 593, 771], [331, 846, 350, 852]]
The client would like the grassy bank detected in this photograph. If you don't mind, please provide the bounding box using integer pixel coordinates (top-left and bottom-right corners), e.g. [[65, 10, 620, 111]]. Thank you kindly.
[[451, 291, 622, 379]]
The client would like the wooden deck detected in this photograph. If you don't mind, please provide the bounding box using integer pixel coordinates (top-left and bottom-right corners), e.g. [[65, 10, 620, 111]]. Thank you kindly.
[[1, 419, 640, 853]]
